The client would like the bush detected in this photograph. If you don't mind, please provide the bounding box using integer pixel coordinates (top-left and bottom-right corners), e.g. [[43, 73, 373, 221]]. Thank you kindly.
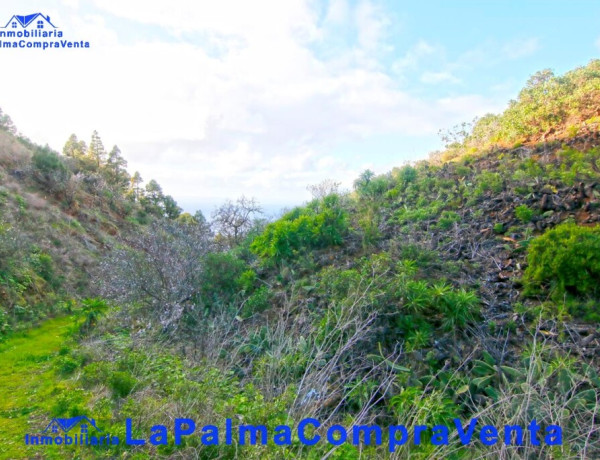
[[250, 195, 348, 264], [57, 356, 79, 375], [524, 222, 600, 298], [109, 371, 137, 398], [81, 361, 113, 387], [200, 252, 248, 304], [436, 211, 461, 230], [31, 147, 71, 193], [515, 204, 534, 223], [241, 286, 272, 317]]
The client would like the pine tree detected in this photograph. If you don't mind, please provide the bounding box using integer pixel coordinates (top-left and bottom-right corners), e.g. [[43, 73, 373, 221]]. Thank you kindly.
[[87, 130, 106, 167], [163, 195, 182, 219], [106, 145, 129, 189], [143, 179, 165, 217], [130, 171, 143, 200], [63, 134, 87, 159]]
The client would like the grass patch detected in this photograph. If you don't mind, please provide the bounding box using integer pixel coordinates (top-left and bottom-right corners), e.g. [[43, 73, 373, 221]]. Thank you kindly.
[[0, 315, 92, 459]]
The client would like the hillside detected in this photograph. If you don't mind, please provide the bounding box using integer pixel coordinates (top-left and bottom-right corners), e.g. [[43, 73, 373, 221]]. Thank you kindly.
[[0, 122, 181, 333], [1, 60, 600, 459]]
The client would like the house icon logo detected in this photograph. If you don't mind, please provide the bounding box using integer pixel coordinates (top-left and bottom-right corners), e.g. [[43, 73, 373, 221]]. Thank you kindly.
[[1, 13, 57, 29], [0, 11, 90, 49], [43, 416, 101, 435], [25, 415, 118, 447]]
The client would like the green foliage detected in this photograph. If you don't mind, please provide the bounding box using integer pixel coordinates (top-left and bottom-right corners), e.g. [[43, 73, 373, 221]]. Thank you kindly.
[[241, 286, 272, 317], [31, 147, 71, 193], [394, 165, 418, 184], [390, 386, 458, 426], [56, 355, 80, 375], [109, 371, 137, 398], [200, 252, 249, 305], [79, 298, 108, 333], [0, 106, 17, 134], [237, 269, 258, 292], [475, 171, 503, 196], [399, 280, 480, 331], [436, 210, 460, 230], [435, 60, 600, 159], [395, 201, 443, 224], [250, 195, 348, 264], [524, 222, 600, 300], [81, 361, 113, 387], [515, 204, 534, 223], [469, 351, 522, 400]]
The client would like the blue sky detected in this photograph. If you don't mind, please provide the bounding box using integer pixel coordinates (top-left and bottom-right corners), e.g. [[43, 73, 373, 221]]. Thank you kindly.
[[0, 0, 598, 215]]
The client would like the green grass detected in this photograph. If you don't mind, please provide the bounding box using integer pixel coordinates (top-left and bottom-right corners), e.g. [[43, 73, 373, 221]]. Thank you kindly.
[[0, 315, 91, 459]]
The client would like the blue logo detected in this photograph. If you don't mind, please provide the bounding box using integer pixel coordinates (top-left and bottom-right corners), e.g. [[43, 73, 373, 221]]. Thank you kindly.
[[0, 12, 90, 49], [25, 415, 118, 447], [2, 13, 57, 30]]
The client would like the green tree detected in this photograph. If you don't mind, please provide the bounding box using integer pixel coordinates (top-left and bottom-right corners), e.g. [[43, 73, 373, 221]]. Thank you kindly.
[[130, 171, 143, 200], [142, 179, 165, 216], [62, 134, 87, 159], [177, 212, 197, 225], [0, 107, 16, 135], [87, 130, 106, 167], [105, 145, 129, 189], [194, 210, 207, 226], [163, 195, 182, 219]]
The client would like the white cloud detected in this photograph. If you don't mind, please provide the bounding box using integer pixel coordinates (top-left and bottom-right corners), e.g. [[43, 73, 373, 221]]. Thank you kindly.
[[61, 0, 79, 8], [420, 71, 461, 85], [354, 0, 389, 51], [325, 0, 349, 24], [0, 1, 501, 213], [92, 0, 319, 44], [392, 39, 436, 73], [502, 37, 540, 59]]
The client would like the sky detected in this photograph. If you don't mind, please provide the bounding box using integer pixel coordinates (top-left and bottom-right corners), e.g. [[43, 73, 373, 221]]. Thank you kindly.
[[0, 1, 599, 216]]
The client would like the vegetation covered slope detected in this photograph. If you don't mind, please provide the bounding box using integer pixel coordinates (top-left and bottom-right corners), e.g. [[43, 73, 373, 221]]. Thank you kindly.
[[1, 60, 600, 459], [0, 118, 183, 334]]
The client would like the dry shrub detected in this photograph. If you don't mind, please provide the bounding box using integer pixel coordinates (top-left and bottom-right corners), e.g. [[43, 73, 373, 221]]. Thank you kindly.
[[0, 131, 31, 169]]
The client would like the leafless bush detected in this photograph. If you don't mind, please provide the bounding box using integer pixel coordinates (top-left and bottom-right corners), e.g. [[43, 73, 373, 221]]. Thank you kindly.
[[99, 220, 213, 333], [0, 130, 31, 170], [211, 196, 262, 249], [307, 180, 341, 200]]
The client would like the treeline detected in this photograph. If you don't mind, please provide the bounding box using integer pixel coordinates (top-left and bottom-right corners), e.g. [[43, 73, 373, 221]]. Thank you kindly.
[[0, 106, 184, 223], [60, 130, 182, 221]]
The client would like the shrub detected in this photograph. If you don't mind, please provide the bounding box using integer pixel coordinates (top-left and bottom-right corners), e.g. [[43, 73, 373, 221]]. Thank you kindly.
[[109, 371, 137, 398], [237, 269, 257, 293], [250, 195, 348, 264], [81, 361, 113, 387], [200, 252, 248, 304], [241, 286, 272, 317], [524, 222, 600, 298], [394, 165, 418, 184], [57, 356, 79, 375], [436, 211, 461, 230], [515, 204, 534, 223], [31, 147, 71, 193]]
